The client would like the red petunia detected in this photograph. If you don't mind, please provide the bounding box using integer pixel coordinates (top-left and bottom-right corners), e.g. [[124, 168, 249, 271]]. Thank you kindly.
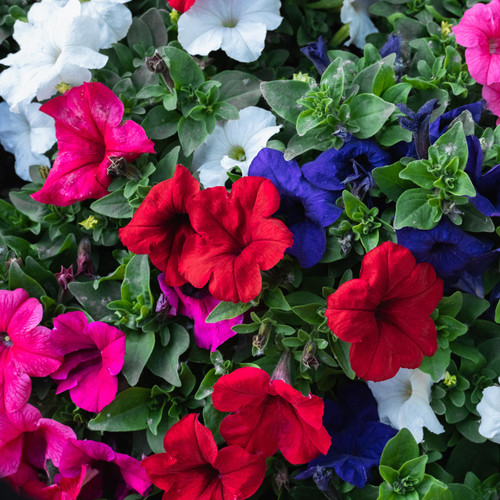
[[179, 176, 293, 303], [167, 0, 196, 13], [211, 367, 331, 465], [119, 165, 200, 287], [142, 413, 266, 500], [32, 82, 155, 206], [326, 242, 443, 382]]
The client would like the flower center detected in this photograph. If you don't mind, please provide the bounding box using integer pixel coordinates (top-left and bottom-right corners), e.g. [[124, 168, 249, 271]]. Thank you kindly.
[[228, 145, 246, 162], [1, 333, 12, 347], [222, 18, 238, 28], [489, 38, 500, 55]]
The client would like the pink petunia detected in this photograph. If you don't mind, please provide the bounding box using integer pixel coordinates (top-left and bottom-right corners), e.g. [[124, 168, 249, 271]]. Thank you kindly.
[[0, 404, 76, 488], [453, 0, 500, 85], [483, 82, 500, 124], [58, 439, 151, 500], [0, 289, 62, 413], [157, 275, 243, 351], [31, 82, 155, 206], [50, 311, 126, 413]]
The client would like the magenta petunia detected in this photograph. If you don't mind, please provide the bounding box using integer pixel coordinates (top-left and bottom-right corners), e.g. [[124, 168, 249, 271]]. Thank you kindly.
[[58, 438, 151, 500], [50, 311, 126, 413], [483, 82, 500, 124], [453, 0, 500, 85], [157, 275, 243, 351], [0, 403, 76, 488], [0, 288, 62, 413], [31, 82, 155, 206]]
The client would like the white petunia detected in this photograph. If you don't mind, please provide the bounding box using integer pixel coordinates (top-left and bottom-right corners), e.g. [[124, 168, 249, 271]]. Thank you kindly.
[[341, 0, 378, 49], [477, 382, 500, 444], [0, 100, 56, 181], [367, 368, 445, 443], [0, 0, 108, 110], [192, 106, 281, 188], [177, 0, 283, 63]]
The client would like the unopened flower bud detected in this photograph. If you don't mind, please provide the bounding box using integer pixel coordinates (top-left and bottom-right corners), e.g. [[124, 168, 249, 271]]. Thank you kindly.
[[6, 257, 23, 271], [76, 238, 95, 277], [56, 265, 75, 291], [271, 350, 291, 384], [145, 52, 174, 92], [301, 340, 319, 370], [106, 156, 140, 180], [274, 461, 289, 492], [155, 293, 172, 321], [252, 322, 272, 355]]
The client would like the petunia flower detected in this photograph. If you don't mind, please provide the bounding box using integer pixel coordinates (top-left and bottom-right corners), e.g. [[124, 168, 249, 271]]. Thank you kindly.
[[50, 311, 126, 413], [0, 100, 56, 181], [157, 275, 243, 351], [0, 0, 108, 111], [326, 242, 443, 382], [0, 288, 62, 413], [396, 217, 494, 281], [167, 0, 196, 13], [142, 413, 266, 500], [119, 165, 199, 287], [0, 404, 76, 488], [367, 368, 445, 443], [179, 176, 294, 303], [296, 384, 397, 489], [477, 382, 500, 444], [301, 36, 330, 75], [177, 0, 283, 63], [301, 138, 391, 198], [192, 106, 281, 188], [31, 82, 155, 206], [249, 148, 342, 268], [58, 438, 151, 499], [211, 366, 331, 464], [483, 83, 500, 125], [452, 0, 500, 85], [341, 0, 378, 49]]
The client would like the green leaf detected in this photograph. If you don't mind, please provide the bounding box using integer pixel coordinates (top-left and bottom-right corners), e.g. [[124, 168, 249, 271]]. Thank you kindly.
[[263, 288, 291, 311], [122, 254, 152, 308], [9, 190, 49, 223], [394, 188, 440, 230], [460, 202, 495, 233], [330, 339, 355, 379], [122, 331, 155, 386], [382, 83, 412, 104], [147, 324, 190, 386], [399, 455, 428, 483], [8, 262, 45, 300], [399, 160, 437, 189], [90, 191, 134, 219], [88, 387, 151, 431], [214, 70, 261, 108], [343, 190, 368, 219], [320, 57, 344, 106], [141, 106, 179, 140], [178, 117, 207, 157], [433, 122, 468, 170], [261, 80, 310, 123], [380, 428, 419, 469], [163, 46, 204, 89], [206, 301, 253, 323], [438, 292, 462, 318], [348, 94, 395, 139], [419, 346, 451, 382], [372, 162, 415, 202], [495, 300, 500, 324], [296, 109, 325, 136]]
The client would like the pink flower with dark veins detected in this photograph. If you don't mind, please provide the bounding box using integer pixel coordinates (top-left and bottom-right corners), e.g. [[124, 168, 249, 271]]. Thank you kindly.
[[50, 311, 126, 413], [0, 288, 62, 413], [31, 82, 155, 206], [0, 403, 76, 488]]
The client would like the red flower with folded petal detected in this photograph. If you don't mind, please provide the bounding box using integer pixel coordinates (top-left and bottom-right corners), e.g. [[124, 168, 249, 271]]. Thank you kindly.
[[32, 82, 155, 206], [326, 242, 443, 382], [168, 0, 196, 12], [179, 176, 293, 303], [119, 165, 200, 287], [142, 413, 266, 500], [211, 367, 331, 464]]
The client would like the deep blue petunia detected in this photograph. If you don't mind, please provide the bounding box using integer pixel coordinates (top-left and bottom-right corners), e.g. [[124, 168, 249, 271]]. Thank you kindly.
[[301, 36, 330, 75], [295, 384, 397, 489], [465, 135, 500, 217], [301, 139, 391, 198], [248, 148, 342, 268], [379, 34, 402, 59], [396, 217, 495, 280]]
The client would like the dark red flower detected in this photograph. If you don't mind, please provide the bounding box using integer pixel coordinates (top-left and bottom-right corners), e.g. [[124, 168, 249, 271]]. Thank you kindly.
[[179, 176, 293, 303], [167, 0, 196, 13], [142, 413, 266, 500], [211, 367, 331, 465], [326, 242, 443, 382], [32, 82, 155, 206], [119, 165, 199, 287]]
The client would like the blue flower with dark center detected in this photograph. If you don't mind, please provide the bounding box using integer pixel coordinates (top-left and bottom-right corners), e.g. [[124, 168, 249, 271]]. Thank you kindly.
[[301, 139, 391, 199], [295, 384, 396, 489], [248, 148, 342, 268], [396, 217, 495, 281], [301, 36, 330, 75], [465, 135, 500, 217]]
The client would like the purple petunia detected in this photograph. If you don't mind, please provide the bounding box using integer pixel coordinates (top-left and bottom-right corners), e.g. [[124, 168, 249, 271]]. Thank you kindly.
[[249, 148, 342, 268]]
